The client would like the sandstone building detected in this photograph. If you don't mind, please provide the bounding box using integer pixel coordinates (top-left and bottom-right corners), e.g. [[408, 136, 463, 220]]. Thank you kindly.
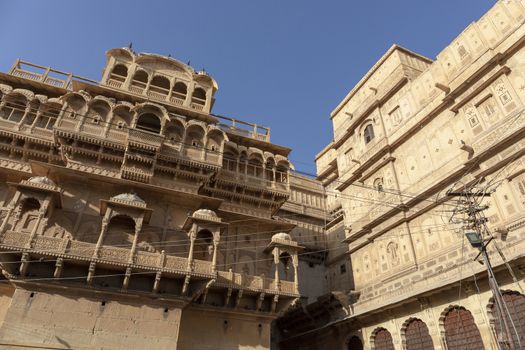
[[0, 47, 331, 349], [1, 1, 525, 350], [277, 1, 525, 349]]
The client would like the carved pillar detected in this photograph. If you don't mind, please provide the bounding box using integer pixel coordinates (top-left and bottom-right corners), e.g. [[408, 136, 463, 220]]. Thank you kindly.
[[54, 258, 63, 278], [273, 247, 281, 289], [292, 253, 299, 293], [86, 261, 96, 285], [15, 103, 32, 130], [144, 74, 153, 96], [153, 271, 162, 293], [211, 234, 220, 273], [0, 191, 21, 235], [122, 267, 132, 291], [128, 218, 143, 264], [204, 90, 212, 112], [185, 82, 195, 107], [29, 109, 43, 132], [94, 212, 111, 257], [123, 64, 137, 90], [26, 202, 49, 248], [187, 226, 197, 270], [201, 135, 208, 160], [167, 77, 175, 101]]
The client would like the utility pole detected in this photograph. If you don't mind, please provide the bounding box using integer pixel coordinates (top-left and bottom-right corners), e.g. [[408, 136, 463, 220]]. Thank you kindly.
[[448, 188, 520, 350]]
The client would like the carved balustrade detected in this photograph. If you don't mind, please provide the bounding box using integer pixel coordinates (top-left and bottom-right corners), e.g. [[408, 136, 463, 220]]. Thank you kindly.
[[0, 228, 299, 297], [127, 128, 164, 150]]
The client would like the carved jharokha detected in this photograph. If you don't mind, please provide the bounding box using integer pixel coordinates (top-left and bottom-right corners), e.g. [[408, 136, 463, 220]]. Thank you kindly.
[[0, 47, 302, 349]]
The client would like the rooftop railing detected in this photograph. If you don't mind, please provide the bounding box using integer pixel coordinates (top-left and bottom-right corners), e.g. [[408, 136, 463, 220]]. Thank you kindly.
[[214, 114, 271, 142], [8, 59, 99, 90]]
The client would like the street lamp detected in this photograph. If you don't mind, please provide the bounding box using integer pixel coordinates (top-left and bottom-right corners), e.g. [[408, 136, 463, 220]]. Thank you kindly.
[[465, 231, 483, 249]]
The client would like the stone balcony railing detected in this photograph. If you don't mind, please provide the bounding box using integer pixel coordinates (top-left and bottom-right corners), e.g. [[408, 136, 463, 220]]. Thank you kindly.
[[127, 128, 165, 150], [218, 168, 289, 194], [0, 119, 55, 142], [0, 230, 298, 295], [216, 270, 296, 295], [9, 60, 98, 91]]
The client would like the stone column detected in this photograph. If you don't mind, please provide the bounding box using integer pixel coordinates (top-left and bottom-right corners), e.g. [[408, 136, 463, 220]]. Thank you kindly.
[[144, 74, 153, 96], [185, 83, 195, 107], [187, 226, 197, 270], [211, 234, 220, 273], [128, 218, 143, 264], [94, 212, 111, 257], [292, 253, 299, 293], [203, 90, 211, 112], [29, 109, 43, 132], [15, 103, 31, 129], [123, 64, 137, 90], [0, 191, 21, 235], [273, 247, 280, 289], [26, 201, 49, 248]]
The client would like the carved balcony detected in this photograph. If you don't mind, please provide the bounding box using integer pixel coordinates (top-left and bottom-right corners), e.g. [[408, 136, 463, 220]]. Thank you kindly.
[[127, 128, 164, 151], [0, 229, 300, 308]]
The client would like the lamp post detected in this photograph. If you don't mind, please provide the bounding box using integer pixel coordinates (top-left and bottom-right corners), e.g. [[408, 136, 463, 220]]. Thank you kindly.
[[465, 231, 515, 350]]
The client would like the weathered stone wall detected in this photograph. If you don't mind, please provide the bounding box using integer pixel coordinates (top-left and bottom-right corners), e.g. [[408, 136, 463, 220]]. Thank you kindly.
[[0, 287, 182, 349], [177, 308, 271, 350]]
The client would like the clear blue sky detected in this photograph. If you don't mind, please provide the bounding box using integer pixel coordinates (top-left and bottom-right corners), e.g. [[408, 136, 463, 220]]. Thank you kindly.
[[0, 0, 495, 173]]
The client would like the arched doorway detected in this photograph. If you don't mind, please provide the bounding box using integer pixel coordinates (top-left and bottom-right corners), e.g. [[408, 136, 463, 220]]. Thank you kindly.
[[489, 291, 525, 349], [372, 328, 394, 350], [347, 335, 363, 350], [403, 318, 434, 350], [443, 306, 484, 350]]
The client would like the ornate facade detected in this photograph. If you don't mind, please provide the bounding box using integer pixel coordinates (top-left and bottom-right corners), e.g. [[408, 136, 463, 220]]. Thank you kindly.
[[278, 1, 525, 350], [0, 48, 328, 350]]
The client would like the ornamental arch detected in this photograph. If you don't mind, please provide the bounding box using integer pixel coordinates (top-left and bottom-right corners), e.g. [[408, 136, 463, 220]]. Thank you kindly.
[[370, 327, 394, 350], [439, 305, 484, 350], [346, 335, 363, 350], [401, 318, 434, 350], [487, 290, 525, 349]]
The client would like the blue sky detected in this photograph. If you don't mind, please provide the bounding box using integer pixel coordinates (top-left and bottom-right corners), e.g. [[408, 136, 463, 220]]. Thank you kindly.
[[0, 0, 495, 173]]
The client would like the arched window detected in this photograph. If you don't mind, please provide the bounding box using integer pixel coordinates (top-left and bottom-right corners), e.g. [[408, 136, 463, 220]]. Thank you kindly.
[[111, 108, 133, 130], [247, 155, 263, 178], [130, 70, 148, 94], [194, 229, 213, 261], [489, 291, 525, 349], [0, 95, 27, 122], [105, 215, 136, 246], [192, 87, 206, 106], [149, 75, 170, 100], [36, 103, 60, 129], [364, 124, 375, 144], [13, 197, 41, 233], [186, 125, 205, 148], [172, 82, 187, 102], [109, 64, 128, 84], [276, 161, 290, 183], [403, 318, 434, 350], [265, 158, 276, 182], [443, 306, 484, 350], [222, 145, 238, 172], [372, 328, 394, 350], [164, 120, 184, 144], [206, 130, 224, 153], [136, 113, 161, 134], [347, 336, 363, 350], [88, 102, 110, 125]]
